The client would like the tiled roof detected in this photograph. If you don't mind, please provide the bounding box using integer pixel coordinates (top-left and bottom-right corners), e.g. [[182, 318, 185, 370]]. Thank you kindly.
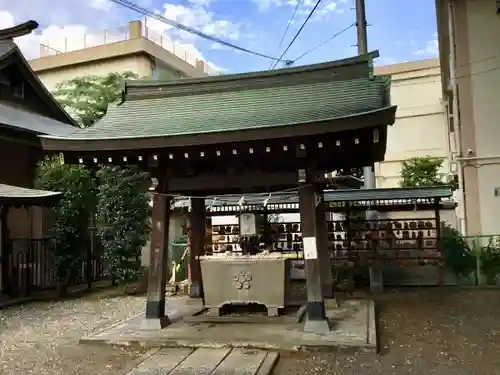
[[172, 186, 454, 208], [0, 33, 77, 127], [0, 183, 61, 206], [60, 77, 391, 140], [0, 101, 78, 136], [41, 52, 393, 141]]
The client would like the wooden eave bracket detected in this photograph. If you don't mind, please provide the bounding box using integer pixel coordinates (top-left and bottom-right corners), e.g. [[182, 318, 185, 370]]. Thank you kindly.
[[0, 21, 38, 40]]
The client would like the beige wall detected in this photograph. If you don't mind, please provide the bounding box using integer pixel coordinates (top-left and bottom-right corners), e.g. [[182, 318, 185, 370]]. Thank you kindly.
[[374, 60, 449, 188], [36, 55, 155, 91], [457, 0, 500, 236]]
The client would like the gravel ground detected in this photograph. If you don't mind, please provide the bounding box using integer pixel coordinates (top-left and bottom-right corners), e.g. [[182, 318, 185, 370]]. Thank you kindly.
[[0, 292, 149, 375], [274, 288, 500, 375], [2, 289, 500, 375]]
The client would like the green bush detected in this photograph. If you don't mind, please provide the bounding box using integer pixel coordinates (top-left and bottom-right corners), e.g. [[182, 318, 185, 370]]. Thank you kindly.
[[479, 237, 500, 285], [35, 156, 96, 290], [441, 224, 476, 278], [96, 165, 151, 283]]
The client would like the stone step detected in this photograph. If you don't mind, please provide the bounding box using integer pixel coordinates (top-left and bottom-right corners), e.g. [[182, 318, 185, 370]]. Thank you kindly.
[[126, 347, 279, 375]]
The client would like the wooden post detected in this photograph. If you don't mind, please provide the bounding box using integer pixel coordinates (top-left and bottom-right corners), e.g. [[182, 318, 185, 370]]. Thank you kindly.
[[435, 198, 444, 288], [188, 197, 205, 298], [144, 191, 171, 328], [298, 175, 329, 333], [0, 206, 10, 295], [315, 191, 334, 299]]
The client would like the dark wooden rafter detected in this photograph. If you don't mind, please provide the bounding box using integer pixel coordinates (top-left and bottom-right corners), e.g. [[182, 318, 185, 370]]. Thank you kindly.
[[56, 125, 388, 195], [0, 21, 38, 40]]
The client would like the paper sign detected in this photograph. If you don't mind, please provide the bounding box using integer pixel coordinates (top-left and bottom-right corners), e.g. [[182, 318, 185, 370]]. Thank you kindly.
[[303, 236, 318, 260], [239, 213, 257, 235]]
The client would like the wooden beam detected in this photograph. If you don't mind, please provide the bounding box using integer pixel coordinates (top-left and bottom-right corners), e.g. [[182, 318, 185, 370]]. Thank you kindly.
[[169, 171, 299, 193], [167, 171, 330, 194]]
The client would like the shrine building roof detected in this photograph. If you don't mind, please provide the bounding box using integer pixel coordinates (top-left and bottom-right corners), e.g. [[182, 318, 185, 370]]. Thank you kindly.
[[40, 50, 396, 152], [0, 21, 77, 128]]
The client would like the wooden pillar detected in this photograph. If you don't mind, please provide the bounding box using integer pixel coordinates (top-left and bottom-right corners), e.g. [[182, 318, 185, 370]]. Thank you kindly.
[[144, 191, 171, 328], [435, 198, 444, 287], [0, 206, 10, 295], [188, 197, 205, 298], [315, 191, 334, 299], [298, 178, 329, 332]]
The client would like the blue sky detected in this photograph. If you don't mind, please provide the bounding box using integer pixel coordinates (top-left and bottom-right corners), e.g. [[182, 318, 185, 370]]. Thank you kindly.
[[0, 0, 439, 74]]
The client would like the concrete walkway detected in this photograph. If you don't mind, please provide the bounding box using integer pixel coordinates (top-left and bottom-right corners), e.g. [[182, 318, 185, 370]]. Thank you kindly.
[[126, 347, 279, 375]]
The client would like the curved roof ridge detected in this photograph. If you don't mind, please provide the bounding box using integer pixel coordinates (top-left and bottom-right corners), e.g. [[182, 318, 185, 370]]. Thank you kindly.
[[125, 51, 380, 90]]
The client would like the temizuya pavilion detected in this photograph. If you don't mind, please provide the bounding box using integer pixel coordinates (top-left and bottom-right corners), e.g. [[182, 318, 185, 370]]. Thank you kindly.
[[40, 51, 396, 331]]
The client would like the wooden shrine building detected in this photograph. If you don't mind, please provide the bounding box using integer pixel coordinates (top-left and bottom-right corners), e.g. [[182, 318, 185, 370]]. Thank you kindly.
[[40, 51, 397, 330], [0, 21, 77, 299]]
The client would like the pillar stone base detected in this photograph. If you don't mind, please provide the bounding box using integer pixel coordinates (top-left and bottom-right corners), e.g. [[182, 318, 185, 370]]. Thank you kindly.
[[145, 299, 165, 318], [141, 316, 172, 330], [304, 318, 330, 334], [307, 300, 326, 320], [144, 299, 171, 329]]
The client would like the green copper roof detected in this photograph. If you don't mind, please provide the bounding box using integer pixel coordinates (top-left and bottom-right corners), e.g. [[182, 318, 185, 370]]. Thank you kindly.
[[45, 77, 392, 141], [41, 52, 394, 141]]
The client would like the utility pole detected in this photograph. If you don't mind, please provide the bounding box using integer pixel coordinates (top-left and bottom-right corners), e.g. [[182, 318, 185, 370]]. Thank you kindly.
[[355, 0, 374, 193], [355, 0, 368, 56], [355, 0, 383, 293]]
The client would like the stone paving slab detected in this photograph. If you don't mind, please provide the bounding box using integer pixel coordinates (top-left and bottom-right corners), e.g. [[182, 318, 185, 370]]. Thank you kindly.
[[125, 348, 278, 375], [127, 348, 193, 375], [81, 299, 376, 352]]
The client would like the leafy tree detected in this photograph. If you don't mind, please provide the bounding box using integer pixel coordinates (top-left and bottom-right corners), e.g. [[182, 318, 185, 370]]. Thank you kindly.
[[400, 156, 446, 188], [95, 165, 152, 283], [35, 156, 96, 294], [52, 71, 139, 127]]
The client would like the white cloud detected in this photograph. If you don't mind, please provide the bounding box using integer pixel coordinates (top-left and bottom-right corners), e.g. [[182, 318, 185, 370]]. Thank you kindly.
[[252, 0, 348, 17], [413, 33, 438, 57], [1, 0, 241, 73], [145, 2, 241, 42], [0, 11, 115, 60], [143, 1, 244, 71], [88, 0, 112, 11]]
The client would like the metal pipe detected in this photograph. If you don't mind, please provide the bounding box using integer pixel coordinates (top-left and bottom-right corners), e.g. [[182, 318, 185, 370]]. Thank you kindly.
[[456, 155, 500, 161], [447, 0, 467, 234]]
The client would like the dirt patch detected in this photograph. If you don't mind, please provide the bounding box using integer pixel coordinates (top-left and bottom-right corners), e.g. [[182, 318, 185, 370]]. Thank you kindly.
[[273, 288, 500, 375]]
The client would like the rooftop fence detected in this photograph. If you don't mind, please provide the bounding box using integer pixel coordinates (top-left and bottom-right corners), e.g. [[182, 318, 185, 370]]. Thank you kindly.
[[37, 19, 220, 75]]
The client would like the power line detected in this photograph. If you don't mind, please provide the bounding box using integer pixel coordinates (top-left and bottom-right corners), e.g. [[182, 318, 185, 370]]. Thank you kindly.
[[108, 0, 284, 62], [270, 0, 324, 70], [268, 0, 305, 69], [292, 23, 355, 63]]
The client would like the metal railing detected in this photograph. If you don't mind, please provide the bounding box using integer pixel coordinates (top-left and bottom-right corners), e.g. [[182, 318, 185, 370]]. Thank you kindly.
[[37, 20, 221, 75], [40, 25, 130, 56], [1, 235, 109, 298], [464, 235, 500, 286]]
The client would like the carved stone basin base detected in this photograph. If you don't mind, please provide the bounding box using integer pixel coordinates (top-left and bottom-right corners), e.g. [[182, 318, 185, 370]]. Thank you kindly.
[[199, 254, 289, 317]]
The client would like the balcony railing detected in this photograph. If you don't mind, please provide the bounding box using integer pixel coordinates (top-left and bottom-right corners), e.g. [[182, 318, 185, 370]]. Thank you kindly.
[[36, 20, 220, 76]]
